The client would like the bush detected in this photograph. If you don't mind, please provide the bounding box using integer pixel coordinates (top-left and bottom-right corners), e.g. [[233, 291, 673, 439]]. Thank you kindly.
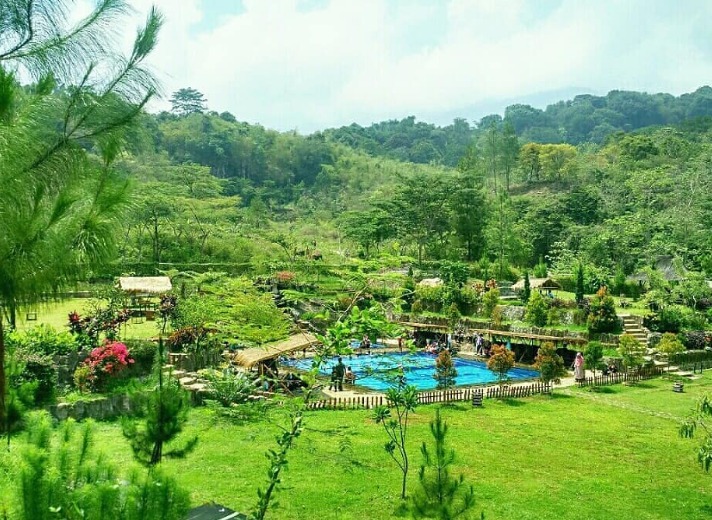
[[526, 291, 549, 327], [411, 299, 424, 314], [204, 368, 258, 406], [482, 288, 500, 319], [669, 350, 712, 365], [587, 287, 619, 333], [78, 341, 135, 392], [12, 350, 56, 404], [681, 331, 712, 350], [657, 332, 685, 358], [7, 324, 77, 356], [125, 339, 158, 375]]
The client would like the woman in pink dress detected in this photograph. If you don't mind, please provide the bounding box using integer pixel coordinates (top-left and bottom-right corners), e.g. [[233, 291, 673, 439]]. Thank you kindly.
[[574, 352, 585, 381]]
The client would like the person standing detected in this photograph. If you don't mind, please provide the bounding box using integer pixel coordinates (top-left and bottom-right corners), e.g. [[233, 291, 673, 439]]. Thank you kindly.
[[574, 352, 585, 382], [334, 357, 346, 391]]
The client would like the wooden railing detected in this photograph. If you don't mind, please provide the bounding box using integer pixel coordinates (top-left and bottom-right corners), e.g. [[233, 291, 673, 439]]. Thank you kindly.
[[305, 382, 552, 411], [576, 366, 665, 387]]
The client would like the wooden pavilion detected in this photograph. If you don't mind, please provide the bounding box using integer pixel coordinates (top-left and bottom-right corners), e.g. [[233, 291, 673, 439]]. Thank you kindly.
[[118, 276, 172, 320]]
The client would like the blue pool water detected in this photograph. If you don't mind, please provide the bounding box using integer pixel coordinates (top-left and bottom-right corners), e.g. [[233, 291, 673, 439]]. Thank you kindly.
[[283, 352, 539, 391]]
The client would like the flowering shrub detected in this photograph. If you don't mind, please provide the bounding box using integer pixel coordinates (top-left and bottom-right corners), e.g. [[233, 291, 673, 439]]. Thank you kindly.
[[77, 341, 134, 392], [68, 308, 131, 347]]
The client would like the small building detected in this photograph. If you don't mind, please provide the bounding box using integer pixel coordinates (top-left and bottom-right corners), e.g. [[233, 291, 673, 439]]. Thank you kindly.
[[627, 256, 686, 285], [511, 277, 562, 293]]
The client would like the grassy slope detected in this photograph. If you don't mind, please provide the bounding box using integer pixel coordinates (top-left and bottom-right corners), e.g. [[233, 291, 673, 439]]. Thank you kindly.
[[0, 374, 699, 519]]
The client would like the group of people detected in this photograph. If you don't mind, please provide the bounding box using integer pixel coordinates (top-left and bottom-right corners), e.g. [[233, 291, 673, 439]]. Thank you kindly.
[[328, 357, 356, 391]]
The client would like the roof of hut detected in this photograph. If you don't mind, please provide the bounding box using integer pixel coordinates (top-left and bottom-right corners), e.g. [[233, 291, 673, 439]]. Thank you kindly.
[[118, 276, 172, 294], [627, 256, 686, 283], [234, 333, 320, 368], [511, 277, 562, 291]]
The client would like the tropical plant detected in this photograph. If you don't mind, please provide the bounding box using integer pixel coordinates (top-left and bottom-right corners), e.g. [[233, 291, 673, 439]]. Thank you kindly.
[[680, 395, 712, 473], [77, 340, 134, 392]]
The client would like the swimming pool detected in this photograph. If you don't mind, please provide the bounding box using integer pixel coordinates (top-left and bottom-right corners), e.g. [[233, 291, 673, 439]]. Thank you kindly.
[[283, 351, 539, 391]]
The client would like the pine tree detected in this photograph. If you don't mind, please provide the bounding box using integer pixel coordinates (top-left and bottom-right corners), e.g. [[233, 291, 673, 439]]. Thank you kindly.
[[522, 270, 531, 303], [409, 409, 480, 520], [0, 0, 162, 442], [122, 338, 198, 466]]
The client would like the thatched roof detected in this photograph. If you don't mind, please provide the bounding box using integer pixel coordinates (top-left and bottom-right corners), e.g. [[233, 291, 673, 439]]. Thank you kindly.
[[118, 276, 172, 294], [234, 333, 319, 368], [511, 277, 561, 291], [627, 256, 686, 283]]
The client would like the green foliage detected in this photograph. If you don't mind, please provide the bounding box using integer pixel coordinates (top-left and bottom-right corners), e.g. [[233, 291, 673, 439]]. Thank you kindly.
[[525, 291, 549, 327], [409, 409, 479, 520], [12, 350, 56, 404], [486, 345, 515, 388], [6, 325, 77, 356], [482, 289, 500, 320], [534, 342, 566, 385], [656, 333, 685, 358], [204, 368, 258, 406], [575, 263, 585, 304], [587, 287, 620, 333], [250, 411, 304, 520], [680, 395, 712, 473], [533, 257, 548, 278], [584, 341, 605, 376], [617, 334, 646, 371], [170, 87, 207, 116], [522, 271, 531, 303], [122, 342, 197, 466], [434, 350, 458, 390], [373, 384, 419, 499], [13, 413, 189, 520]]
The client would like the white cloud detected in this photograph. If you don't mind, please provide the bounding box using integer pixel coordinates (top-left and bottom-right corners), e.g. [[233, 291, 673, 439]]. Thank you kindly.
[[100, 0, 712, 131]]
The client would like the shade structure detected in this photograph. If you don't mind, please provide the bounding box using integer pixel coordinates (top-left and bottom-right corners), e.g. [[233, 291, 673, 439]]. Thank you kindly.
[[511, 277, 561, 291], [234, 333, 320, 368], [118, 276, 172, 294]]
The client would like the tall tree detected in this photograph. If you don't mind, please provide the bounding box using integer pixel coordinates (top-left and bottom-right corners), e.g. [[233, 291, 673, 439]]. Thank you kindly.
[[451, 147, 488, 261], [0, 0, 162, 432], [169, 87, 207, 116]]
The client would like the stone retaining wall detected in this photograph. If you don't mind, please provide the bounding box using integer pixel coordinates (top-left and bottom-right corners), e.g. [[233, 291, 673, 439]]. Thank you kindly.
[[49, 393, 141, 421]]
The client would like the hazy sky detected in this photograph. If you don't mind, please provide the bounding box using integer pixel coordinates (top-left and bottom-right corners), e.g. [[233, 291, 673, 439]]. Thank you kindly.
[[78, 0, 712, 132]]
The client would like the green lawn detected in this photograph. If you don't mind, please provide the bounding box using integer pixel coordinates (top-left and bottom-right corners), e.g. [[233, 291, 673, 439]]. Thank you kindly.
[[4, 374, 712, 519], [16, 298, 161, 340]]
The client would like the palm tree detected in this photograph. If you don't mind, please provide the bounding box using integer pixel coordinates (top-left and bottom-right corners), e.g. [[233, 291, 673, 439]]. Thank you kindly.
[[0, 0, 162, 437]]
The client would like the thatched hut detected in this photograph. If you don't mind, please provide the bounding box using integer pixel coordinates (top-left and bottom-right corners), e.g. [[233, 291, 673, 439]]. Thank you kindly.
[[511, 277, 561, 293], [118, 276, 172, 295]]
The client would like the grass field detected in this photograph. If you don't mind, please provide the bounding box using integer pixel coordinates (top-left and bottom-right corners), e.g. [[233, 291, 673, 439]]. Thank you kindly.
[[15, 298, 161, 340], [3, 373, 712, 519]]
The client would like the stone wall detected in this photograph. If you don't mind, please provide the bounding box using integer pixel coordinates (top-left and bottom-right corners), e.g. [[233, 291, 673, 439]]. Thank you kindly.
[[49, 393, 142, 421]]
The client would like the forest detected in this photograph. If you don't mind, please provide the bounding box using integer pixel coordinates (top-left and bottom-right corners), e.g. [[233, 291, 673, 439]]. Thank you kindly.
[[112, 86, 712, 284]]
